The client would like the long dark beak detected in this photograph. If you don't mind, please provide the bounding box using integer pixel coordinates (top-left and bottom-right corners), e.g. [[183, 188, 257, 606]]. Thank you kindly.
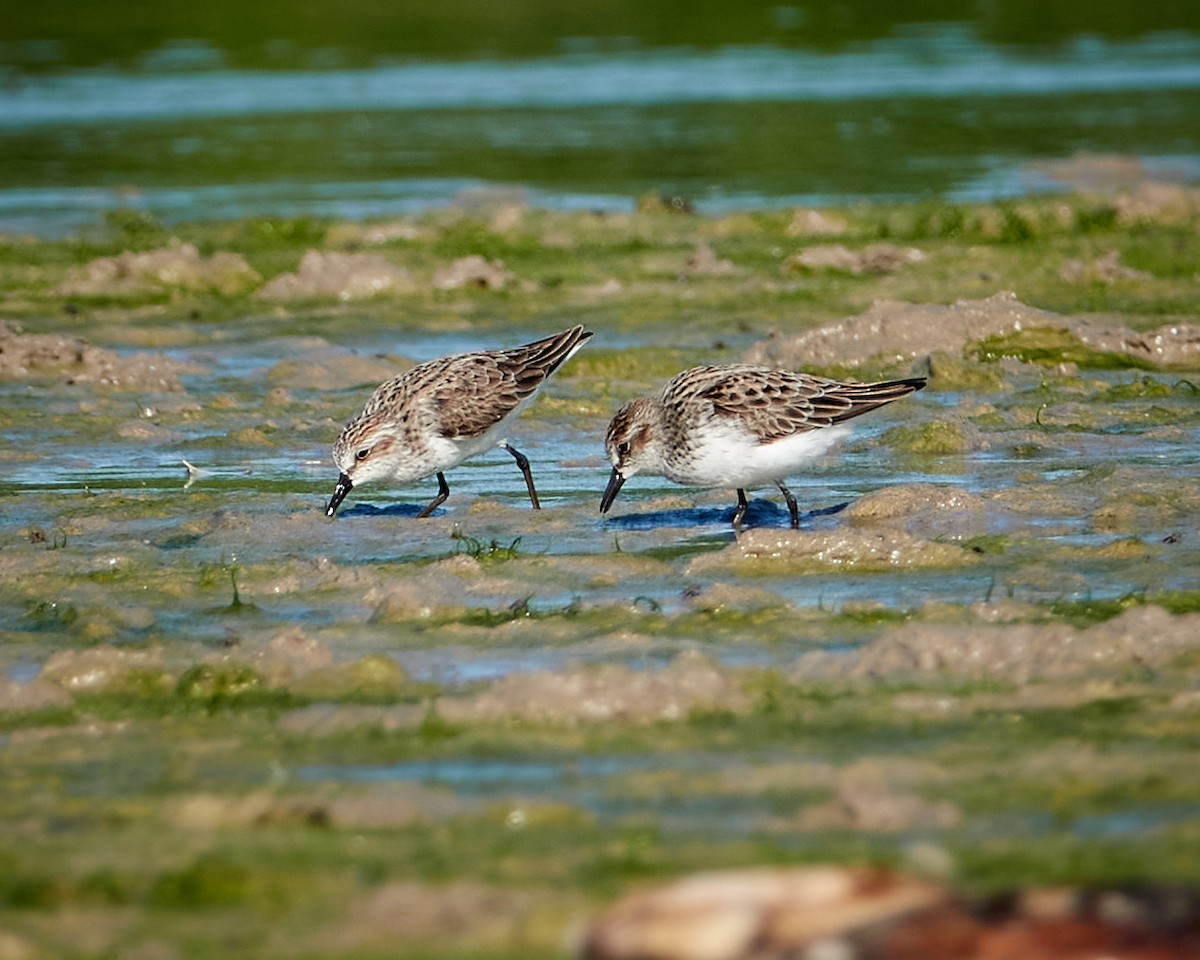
[[326, 472, 353, 517], [599, 467, 625, 514]]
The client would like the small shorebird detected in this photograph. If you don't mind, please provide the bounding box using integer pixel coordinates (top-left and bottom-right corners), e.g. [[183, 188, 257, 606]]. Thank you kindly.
[[326, 325, 593, 518], [601, 364, 926, 530]]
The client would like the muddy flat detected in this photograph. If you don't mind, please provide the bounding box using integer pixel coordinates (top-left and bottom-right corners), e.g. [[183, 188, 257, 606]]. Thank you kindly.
[[2, 190, 1199, 958]]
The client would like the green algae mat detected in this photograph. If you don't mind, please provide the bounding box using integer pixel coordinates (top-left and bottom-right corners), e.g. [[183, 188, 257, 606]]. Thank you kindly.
[[2, 191, 1200, 958]]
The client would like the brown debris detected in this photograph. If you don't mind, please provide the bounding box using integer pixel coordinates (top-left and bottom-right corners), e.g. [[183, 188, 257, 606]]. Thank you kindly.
[[890, 886, 1200, 960], [581, 866, 1200, 960], [579, 866, 945, 960]]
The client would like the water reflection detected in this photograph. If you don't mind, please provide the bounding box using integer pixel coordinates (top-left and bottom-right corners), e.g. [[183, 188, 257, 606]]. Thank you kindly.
[[8, 32, 1200, 125], [602, 499, 849, 531], [2, 27, 1199, 234]]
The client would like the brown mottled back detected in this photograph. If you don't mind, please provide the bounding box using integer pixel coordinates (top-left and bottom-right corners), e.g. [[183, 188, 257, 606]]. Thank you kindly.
[[667, 364, 927, 444]]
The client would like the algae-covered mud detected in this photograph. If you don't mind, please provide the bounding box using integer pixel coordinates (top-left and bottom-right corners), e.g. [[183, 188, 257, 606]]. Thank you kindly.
[[2, 187, 1200, 957]]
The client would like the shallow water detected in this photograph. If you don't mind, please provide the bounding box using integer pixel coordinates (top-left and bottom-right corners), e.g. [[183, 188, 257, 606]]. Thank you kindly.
[[3, 200, 1200, 954], [3, 318, 1197, 685]]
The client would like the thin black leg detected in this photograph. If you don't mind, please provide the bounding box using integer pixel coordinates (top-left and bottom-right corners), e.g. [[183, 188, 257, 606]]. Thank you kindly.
[[501, 441, 540, 510], [775, 480, 800, 528], [416, 472, 450, 518], [732, 488, 749, 531]]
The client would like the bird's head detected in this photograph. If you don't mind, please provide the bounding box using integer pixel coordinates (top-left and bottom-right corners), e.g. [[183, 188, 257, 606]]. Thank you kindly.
[[326, 413, 401, 516], [600, 398, 659, 514]]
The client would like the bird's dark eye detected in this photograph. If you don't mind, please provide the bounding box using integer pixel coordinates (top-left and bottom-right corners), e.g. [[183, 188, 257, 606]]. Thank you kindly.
[[616, 441, 631, 456], [355, 448, 370, 461]]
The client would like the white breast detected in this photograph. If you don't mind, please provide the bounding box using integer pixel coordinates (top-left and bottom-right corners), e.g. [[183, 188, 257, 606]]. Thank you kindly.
[[413, 391, 539, 479], [667, 420, 852, 488]]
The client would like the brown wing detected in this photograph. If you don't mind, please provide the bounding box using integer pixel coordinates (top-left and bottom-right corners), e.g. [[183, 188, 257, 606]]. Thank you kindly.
[[424, 325, 593, 439], [672, 365, 925, 444]]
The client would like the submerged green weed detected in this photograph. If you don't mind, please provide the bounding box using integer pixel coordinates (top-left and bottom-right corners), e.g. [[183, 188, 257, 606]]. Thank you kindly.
[[882, 419, 971, 455], [1154, 591, 1200, 616], [450, 528, 523, 563], [26, 527, 68, 550], [969, 327, 1155, 370], [103, 209, 168, 246], [149, 852, 290, 910], [1047, 590, 1147, 626], [175, 664, 265, 708]]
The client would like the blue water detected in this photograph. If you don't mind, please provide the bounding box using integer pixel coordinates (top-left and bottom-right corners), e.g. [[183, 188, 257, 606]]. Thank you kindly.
[[6, 32, 1200, 126], [3, 27, 1199, 235]]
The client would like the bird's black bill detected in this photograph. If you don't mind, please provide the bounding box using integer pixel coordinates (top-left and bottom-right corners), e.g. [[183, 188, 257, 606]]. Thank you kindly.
[[599, 468, 626, 514], [325, 473, 353, 517]]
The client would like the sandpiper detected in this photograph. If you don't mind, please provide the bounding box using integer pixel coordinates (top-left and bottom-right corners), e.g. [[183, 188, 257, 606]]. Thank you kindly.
[[326, 325, 593, 518], [601, 364, 926, 530]]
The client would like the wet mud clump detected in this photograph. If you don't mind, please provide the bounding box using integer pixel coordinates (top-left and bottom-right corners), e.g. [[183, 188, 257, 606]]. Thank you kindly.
[[0, 321, 186, 389], [438, 650, 750, 724], [58, 241, 261, 297], [431, 254, 516, 290], [686, 527, 978, 574], [265, 350, 411, 393], [795, 605, 1200, 684], [746, 291, 1200, 370], [1059, 249, 1153, 284], [258, 249, 416, 300], [784, 242, 926, 275], [681, 243, 739, 277], [846, 483, 990, 542], [783, 757, 963, 833], [319, 881, 535, 954], [786, 208, 850, 236]]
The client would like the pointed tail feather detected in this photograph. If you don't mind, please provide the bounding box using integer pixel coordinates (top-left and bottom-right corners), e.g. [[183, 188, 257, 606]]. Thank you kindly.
[[510, 324, 594, 379], [827, 376, 927, 424]]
